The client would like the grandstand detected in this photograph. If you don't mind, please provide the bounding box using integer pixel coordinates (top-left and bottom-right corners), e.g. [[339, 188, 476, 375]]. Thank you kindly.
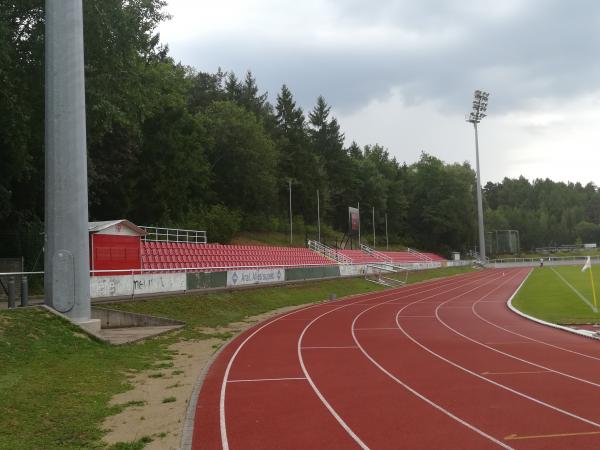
[[89, 219, 447, 274], [140, 242, 335, 270]]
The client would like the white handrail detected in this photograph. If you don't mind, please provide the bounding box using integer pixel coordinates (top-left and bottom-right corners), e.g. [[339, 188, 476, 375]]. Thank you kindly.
[[407, 247, 433, 262], [307, 240, 353, 264], [359, 244, 393, 263], [140, 226, 207, 244]]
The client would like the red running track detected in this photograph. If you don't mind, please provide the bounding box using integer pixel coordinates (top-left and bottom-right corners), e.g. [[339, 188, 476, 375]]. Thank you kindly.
[[192, 268, 600, 449]]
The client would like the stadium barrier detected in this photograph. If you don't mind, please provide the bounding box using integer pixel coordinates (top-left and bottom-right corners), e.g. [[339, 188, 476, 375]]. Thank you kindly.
[[490, 255, 600, 268], [2, 260, 472, 305]]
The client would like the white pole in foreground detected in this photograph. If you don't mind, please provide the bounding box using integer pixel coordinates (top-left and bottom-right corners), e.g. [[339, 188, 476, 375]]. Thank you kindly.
[[466, 90, 489, 262], [45, 0, 91, 321]]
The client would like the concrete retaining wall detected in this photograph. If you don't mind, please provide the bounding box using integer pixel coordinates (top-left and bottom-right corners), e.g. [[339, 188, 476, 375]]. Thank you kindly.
[[89, 260, 461, 300], [92, 306, 184, 329]]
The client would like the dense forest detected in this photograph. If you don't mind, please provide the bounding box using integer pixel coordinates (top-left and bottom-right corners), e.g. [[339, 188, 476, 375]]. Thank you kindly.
[[2, 1, 600, 268]]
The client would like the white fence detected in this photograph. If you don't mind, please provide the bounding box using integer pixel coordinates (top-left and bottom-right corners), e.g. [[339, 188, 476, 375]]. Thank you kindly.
[[140, 226, 207, 244], [489, 255, 600, 268]]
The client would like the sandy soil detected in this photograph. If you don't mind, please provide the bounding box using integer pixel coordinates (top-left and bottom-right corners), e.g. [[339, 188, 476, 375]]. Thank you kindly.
[[101, 304, 308, 449]]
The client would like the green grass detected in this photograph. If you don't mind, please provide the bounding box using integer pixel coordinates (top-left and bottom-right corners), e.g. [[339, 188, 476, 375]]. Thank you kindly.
[[0, 266, 472, 449], [0, 309, 168, 450], [512, 266, 600, 324], [104, 267, 473, 337]]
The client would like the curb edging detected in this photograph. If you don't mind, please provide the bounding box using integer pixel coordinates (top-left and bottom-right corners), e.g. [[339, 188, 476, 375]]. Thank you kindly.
[[506, 269, 600, 342]]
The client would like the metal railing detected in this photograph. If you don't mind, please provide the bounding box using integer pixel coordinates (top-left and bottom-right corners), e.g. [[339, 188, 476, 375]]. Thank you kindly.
[[140, 226, 207, 244], [359, 244, 393, 263], [407, 247, 433, 262], [489, 255, 600, 268], [308, 240, 353, 264]]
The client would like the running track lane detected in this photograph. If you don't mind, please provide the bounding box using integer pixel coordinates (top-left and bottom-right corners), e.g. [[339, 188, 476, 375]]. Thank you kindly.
[[192, 268, 600, 449]]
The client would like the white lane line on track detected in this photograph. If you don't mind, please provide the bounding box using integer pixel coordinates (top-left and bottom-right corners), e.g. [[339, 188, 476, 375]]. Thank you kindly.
[[298, 307, 371, 450], [294, 271, 499, 450], [351, 270, 514, 449], [218, 269, 495, 450], [397, 315, 436, 318], [397, 269, 600, 431], [354, 327, 401, 330], [436, 271, 600, 391], [302, 346, 358, 349], [473, 293, 600, 363], [482, 370, 549, 376], [228, 377, 306, 383]]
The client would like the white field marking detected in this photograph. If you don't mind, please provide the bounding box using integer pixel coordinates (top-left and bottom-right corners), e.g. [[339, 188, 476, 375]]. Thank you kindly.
[[351, 271, 514, 449], [298, 305, 371, 450], [354, 327, 403, 330], [396, 269, 600, 431], [483, 342, 535, 345], [473, 273, 600, 363], [482, 370, 549, 376], [227, 377, 306, 383], [550, 267, 598, 312], [397, 315, 436, 318], [218, 269, 495, 449], [436, 272, 600, 391], [301, 346, 358, 349], [292, 270, 500, 450], [351, 272, 502, 335]]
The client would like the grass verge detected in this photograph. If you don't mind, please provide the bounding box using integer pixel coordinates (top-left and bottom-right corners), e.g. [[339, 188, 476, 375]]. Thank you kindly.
[[0, 266, 471, 449], [512, 266, 600, 324]]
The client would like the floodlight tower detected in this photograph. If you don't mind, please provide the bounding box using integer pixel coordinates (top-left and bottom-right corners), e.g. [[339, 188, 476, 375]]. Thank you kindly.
[[45, 0, 91, 322], [466, 90, 489, 262]]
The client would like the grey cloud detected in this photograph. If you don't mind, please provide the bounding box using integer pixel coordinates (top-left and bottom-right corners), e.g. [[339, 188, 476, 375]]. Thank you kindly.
[[166, 0, 600, 115]]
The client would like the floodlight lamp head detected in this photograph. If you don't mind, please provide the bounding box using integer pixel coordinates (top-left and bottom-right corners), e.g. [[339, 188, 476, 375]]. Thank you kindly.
[[466, 89, 490, 123]]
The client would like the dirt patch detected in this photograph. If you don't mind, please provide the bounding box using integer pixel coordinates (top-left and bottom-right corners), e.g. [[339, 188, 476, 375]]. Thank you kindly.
[[101, 303, 312, 449]]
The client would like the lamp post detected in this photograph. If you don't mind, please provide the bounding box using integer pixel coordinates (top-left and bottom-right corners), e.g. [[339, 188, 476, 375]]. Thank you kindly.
[[45, 0, 91, 322], [357, 202, 361, 246], [466, 90, 489, 262], [372, 206, 375, 248], [385, 213, 389, 250], [288, 179, 292, 245], [317, 189, 321, 242]]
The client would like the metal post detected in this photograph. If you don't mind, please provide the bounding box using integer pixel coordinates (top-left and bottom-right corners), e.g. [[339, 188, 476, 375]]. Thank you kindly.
[[317, 189, 321, 242], [357, 202, 361, 246], [372, 207, 375, 248], [289, 179, 293, 245], [474, 123, 486, 261], [45, 0, 91, 321], [20, 276, 28, 307], [7, 277, 15, 309], [385, 213, 389, 250]]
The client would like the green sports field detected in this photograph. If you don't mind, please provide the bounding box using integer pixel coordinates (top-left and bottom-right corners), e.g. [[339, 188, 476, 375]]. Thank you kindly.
[[512, 265, 600, 324]]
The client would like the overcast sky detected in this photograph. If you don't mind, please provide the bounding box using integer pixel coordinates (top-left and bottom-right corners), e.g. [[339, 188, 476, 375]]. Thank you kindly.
[[158, 0, 600, 185]]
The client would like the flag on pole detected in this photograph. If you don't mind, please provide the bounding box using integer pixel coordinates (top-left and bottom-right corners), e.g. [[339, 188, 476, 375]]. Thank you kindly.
[[581, 256, 597, 311], [582, 256, 592, 272]]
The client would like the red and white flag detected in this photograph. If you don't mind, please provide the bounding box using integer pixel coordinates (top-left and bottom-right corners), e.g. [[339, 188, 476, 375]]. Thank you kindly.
[[582, 256, 592, 272]]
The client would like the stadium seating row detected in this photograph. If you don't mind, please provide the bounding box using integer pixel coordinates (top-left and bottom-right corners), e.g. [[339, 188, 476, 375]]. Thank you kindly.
[[138, 241, 446, 270], [140, 242, 336, 269]]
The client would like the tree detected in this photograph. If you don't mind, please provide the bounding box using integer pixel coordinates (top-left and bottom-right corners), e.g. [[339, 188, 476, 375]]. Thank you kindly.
[[274, 85, 323, 223], [200, 101, 278, 217]]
